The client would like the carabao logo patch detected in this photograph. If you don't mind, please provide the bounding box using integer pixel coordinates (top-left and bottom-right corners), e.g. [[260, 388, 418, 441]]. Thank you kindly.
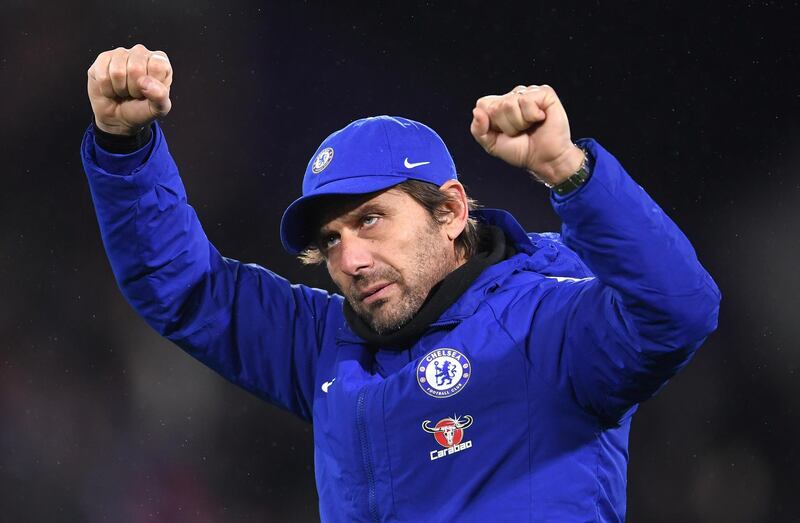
[[416, 348, 471, 398], [422, 414, 474, 461]]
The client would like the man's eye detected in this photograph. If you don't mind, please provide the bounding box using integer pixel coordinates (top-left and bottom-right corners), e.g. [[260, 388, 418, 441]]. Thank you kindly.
[[324, 235, 340, 249], [362, 215, 379, 226]]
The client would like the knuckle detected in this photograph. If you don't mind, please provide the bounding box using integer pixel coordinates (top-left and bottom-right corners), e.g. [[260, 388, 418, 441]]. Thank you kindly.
[[476, 94, 498, 107], [109, 67, 125, 81], [128, 63, 145, 77], [151, 52, 171, 67], [112, 47, 129, 60], [93, 52, 110, 67], [499, 98, 515, 111], [149, 67, 167, 80], [149, 60, 167, 74]]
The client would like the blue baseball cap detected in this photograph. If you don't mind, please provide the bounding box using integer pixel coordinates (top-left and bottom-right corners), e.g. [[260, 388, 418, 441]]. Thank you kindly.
[[280, 115, 458, 254]]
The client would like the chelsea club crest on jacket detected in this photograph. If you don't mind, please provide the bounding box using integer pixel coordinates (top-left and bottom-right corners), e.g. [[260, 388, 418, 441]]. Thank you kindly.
[[81, 122, 721, 522]]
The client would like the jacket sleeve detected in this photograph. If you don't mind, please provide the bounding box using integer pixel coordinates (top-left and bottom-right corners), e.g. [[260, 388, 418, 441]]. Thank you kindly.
[[526, 139, 720, 424], [81, 122, 338, 421]]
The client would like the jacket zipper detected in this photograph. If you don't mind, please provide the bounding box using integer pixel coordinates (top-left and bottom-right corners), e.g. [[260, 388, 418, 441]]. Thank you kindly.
[[357, 388, 379, 522], [353, 319, 461, 521]]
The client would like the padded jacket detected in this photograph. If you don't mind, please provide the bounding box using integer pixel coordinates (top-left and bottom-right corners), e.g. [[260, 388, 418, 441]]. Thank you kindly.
[[81, 123, 720, 522]]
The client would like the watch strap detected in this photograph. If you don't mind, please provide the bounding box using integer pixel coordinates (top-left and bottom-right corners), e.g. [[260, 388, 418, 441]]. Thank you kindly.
[[547, 146, 592, 196], [526, 145, 593, 196]]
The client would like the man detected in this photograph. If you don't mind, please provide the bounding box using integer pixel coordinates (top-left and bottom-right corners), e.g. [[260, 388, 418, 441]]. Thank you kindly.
[[82, 44, 720, 522]]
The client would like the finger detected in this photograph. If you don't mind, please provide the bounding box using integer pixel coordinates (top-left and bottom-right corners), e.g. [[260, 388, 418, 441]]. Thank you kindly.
[[124, 44, 150, 99], [470, 106, 490, 137], [125, 49, 149, 99], [518, 87, 548, 123], [89, 50, 115, 99], [137, 75, 172, 117], [108, 47, 130, 98], [525, 85, 560, 117], [470, 107, 498, 153], [475, 94, 501, 113], [488, 93, 528, 136], [147, 51, 172, 87]]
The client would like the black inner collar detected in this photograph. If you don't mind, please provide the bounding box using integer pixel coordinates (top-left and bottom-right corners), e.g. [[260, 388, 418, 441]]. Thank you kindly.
[[342, 225, 513, 350]]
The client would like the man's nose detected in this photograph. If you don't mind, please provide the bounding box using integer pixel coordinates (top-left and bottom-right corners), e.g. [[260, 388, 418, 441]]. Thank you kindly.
[[338, 233, 374, 276]]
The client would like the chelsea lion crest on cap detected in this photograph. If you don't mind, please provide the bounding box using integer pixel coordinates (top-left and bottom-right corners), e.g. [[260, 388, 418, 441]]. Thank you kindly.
[[311, 147, 334, 174], [417, 348, 471, 398]]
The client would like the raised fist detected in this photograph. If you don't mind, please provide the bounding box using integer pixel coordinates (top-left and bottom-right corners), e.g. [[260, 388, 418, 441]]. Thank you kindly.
[[470, 84, 584, 185], [87, 44, 173, 136]]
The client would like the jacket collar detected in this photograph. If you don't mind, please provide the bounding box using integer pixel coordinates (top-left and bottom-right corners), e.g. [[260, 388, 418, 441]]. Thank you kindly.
[[335, 208, 593, 345]]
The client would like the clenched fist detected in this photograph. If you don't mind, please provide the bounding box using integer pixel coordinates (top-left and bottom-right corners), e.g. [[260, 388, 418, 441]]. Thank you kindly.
[[87, 44, 173, 136], [470, 85, 584, 186]]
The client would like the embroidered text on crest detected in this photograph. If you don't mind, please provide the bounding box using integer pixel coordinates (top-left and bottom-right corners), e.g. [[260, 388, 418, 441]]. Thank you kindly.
[[417, 348, 471, 398]]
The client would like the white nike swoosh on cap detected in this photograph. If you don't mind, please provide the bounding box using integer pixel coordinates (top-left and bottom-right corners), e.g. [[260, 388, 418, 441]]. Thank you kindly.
[[321, 378, 336, 393], [404, 158, 431, 169]]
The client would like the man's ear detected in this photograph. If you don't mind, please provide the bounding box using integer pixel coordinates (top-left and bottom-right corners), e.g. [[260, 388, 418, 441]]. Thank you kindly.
[[438, 180, 469, 241]]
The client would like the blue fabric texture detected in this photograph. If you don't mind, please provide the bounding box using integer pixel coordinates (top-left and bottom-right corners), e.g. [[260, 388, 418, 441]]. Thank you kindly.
[[82, 122, 720, 522]]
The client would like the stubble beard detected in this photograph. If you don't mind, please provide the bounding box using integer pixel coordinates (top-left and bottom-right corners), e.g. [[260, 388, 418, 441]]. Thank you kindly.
[[345, 222, 456, 335]]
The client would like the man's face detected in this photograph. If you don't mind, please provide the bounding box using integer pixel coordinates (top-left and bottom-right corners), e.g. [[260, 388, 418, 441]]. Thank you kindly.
[[316, 188, 459, 334]]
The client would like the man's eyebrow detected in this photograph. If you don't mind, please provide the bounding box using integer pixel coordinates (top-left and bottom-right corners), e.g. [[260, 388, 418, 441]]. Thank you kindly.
[[353, 201, 388, 216], [316, 201, 389, 239]]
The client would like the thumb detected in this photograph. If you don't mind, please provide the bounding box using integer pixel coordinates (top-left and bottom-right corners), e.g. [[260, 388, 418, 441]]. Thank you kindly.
[[138, 75, 172, 116]]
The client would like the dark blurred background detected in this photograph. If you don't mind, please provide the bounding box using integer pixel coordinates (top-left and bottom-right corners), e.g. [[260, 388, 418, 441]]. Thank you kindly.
[[1, 1, 798, 521]]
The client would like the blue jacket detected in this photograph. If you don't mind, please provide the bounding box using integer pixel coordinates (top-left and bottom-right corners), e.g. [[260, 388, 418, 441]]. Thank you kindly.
[[81, 123, 720, 522]]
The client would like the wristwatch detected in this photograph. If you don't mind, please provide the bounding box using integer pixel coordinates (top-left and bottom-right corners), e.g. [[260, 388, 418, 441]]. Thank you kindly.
[[529, 146, 593, 196], [548, 147, 592, 196]]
